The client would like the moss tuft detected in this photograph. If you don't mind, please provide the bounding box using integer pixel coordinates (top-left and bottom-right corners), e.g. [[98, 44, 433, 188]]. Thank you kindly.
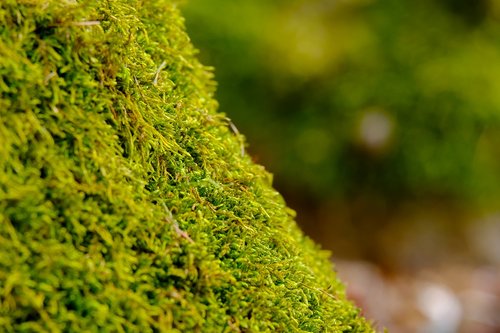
[[0, 1, 374, 332]]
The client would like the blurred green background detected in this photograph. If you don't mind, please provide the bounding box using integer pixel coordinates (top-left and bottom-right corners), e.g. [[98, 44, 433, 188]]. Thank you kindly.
[[182, 0, 500, 261], [182, 1, 500, 330]]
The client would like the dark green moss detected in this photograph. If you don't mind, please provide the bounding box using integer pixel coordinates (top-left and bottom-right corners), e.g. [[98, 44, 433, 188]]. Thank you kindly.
[[0, 0, 374, 332]]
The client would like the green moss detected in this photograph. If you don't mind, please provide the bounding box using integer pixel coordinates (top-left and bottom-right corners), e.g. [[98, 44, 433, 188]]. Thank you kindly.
[[0, 1, 374, 332]]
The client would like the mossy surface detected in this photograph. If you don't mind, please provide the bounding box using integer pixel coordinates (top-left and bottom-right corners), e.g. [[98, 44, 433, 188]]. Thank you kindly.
[[0, 1, 373, 332]]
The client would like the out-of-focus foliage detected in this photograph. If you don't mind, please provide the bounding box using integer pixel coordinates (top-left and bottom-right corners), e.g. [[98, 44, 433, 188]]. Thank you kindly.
[[183, 0, 500, 204]]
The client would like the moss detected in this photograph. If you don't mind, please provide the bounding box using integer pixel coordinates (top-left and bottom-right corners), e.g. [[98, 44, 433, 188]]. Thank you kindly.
[[0, 0, 374, 332]]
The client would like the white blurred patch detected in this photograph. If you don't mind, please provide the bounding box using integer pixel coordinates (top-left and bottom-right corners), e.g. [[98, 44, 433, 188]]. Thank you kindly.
[[416, 282, 463, 333], [358, 109, 394, 152]]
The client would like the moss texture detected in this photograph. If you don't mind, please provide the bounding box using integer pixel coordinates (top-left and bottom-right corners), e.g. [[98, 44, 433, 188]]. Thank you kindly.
[[0, 1, 374, 332]]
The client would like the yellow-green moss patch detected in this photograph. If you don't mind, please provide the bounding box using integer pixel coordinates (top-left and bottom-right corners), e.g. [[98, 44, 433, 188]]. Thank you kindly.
[[0, 1, 373, 332]]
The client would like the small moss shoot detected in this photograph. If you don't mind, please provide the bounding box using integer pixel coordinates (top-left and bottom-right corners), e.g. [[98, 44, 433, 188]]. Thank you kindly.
[[0, 1, 374, 332]]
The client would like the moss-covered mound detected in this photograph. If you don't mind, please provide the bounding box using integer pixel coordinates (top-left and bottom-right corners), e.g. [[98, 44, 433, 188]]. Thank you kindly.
[[0, 1, 373, 332]]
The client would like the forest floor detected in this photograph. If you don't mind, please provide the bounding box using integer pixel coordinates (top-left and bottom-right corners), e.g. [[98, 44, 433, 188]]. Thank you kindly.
[[336, 260, 500, 333]]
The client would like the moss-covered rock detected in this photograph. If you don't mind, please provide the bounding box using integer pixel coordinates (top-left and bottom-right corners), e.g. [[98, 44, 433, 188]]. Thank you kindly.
[[0, 1, 373, 332]]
